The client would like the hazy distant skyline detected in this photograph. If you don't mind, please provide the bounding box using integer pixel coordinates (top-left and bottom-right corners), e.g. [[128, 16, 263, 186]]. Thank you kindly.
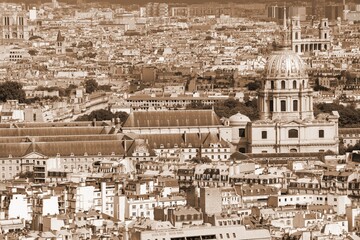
[[0, 0, 331, 4], [1, 0, 359, 6]]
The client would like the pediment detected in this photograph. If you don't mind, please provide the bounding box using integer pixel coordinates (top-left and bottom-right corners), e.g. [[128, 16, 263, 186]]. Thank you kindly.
[[285, 119, 305, 126], [23, 151, 47, 159]]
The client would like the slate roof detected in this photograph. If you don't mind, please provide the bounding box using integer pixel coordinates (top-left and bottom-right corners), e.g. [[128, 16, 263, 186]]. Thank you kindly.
[[0, 140, 126, 158], [136, 132, 228, 149], [0, 127, 108, 137], [123, 110, 221, 128], [339, 128, 360, 135]]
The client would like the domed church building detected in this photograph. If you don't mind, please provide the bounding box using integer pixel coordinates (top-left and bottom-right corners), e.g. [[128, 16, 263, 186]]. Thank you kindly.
[[228, 19, 339, 154]]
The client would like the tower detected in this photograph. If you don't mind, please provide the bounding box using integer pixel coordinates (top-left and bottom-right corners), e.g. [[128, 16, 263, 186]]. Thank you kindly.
[[319, 18, 330, 41], [0, 11, 28, 45], [291, 16, 301, 42], [52, 0, 59, 8], [56, 30, 65, 54]]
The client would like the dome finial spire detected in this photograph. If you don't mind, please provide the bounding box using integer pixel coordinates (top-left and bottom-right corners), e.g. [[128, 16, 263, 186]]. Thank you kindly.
[[279, 3, 291, 48], [283, 4, 287, 31]]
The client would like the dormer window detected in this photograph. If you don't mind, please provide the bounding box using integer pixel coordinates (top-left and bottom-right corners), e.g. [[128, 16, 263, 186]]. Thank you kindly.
[[98, 152, 102, 156]]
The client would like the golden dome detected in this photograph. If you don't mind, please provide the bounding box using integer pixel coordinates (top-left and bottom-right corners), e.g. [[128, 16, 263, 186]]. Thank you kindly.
[[264, 48, 307, 79]]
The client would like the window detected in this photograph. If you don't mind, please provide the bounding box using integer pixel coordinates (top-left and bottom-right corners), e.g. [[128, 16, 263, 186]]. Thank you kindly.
[[293, 80, 297, 89], [288, 129, 298, 138], [281, 100, 286, 111], [293, 100, 298, 111], [261, 131, 267, 139], [239, 128, 245, 137], [319, 130, 324, 138], [269, 100, 274, 112], [281, 81, 285, 89], [270, 81, 274, 89]]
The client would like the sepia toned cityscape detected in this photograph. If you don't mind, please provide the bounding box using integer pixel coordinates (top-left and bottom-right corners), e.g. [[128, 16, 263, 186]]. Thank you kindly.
[[2, 0, 360, 239]]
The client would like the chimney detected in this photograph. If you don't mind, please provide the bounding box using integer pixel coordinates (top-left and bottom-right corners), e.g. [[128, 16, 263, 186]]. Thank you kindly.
[[183, 131, 187, 143], [93, 118, 96, 127]]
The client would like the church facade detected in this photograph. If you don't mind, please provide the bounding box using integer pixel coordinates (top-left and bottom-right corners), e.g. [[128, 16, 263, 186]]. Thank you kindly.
[[123, 29, 339, 155], [227, 43, 339, 154]]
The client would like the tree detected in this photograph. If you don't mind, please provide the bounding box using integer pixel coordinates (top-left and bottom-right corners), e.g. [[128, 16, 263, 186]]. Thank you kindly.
[[64, 84, 77, 97], [84, 79, 98, 94], [315, 102, 360, 128], [245, 81, 261, 91], [75, 109, 129, 123], [214, 98, 259, 120], [190, 156, 212, 164], [186, 101, 212, 110], [0, 81, 26, 103], [28, 49, 38, 56], [97, 85, 112, 92], [114, 111, 129, 124]]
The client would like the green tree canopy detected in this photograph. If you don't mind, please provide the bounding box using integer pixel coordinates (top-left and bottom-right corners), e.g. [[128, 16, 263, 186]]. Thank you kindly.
[[84, 79, 98, 94], [76, 109, 129, 123], [0, 81, 26, 103], [245, 81, 261, 91], [65, 84, 78, 97], [190, 156, 212, 164], [315, 103, 360, 128], [214, 98, 259, 120], [186, 98, 259, 120]]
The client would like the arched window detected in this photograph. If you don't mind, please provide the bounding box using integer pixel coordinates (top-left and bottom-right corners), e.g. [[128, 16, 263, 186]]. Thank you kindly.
[[293, 80, 297, 89], [288, 129, 298, 138], [290, 148, 297, 153], [293, 100, 298, 111], [281, 81, 286, 89]]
